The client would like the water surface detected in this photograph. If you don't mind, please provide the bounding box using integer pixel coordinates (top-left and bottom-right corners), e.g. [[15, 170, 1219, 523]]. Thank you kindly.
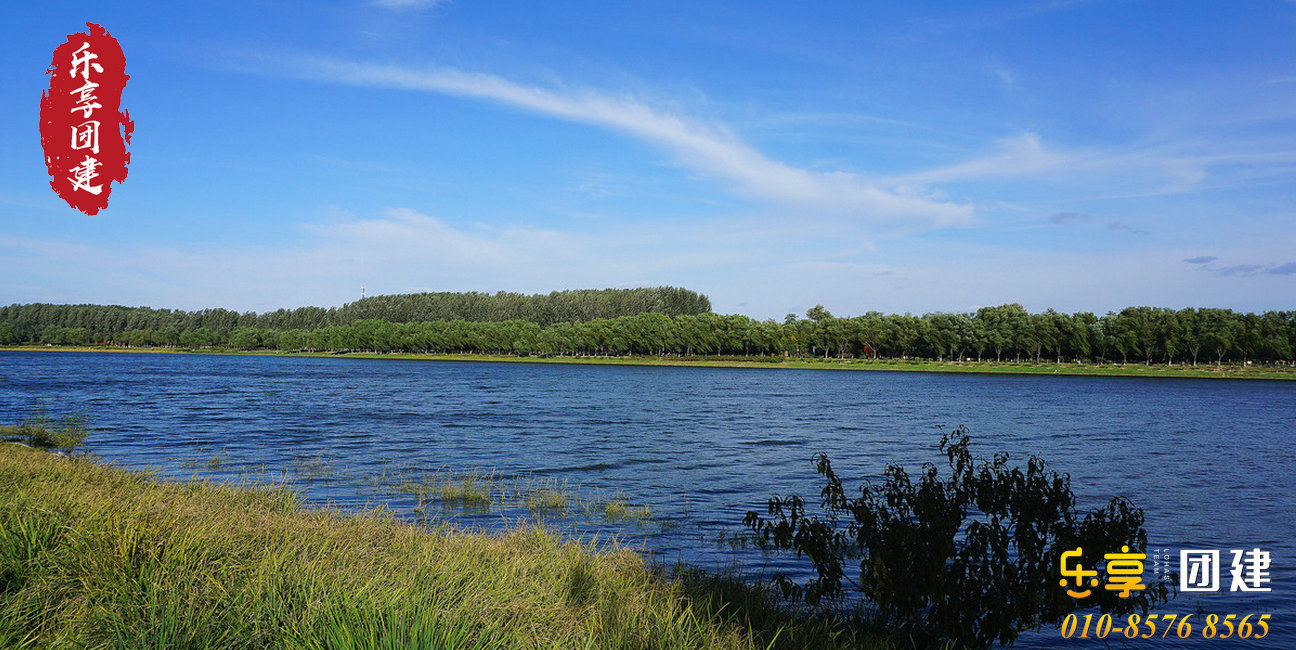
[[2, 351, 1291, 647]]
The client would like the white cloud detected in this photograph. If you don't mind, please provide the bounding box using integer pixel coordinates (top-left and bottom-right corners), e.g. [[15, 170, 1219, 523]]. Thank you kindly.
[[878, 129, 1296, 201], [263, 54, 971, 232], [886, 133, 1072, 185]]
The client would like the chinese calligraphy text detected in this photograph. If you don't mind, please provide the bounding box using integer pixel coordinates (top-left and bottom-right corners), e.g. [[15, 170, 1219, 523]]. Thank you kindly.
[[39, 22, 132, 216]]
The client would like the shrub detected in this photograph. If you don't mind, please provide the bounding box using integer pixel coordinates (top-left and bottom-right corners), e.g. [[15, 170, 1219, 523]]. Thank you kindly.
[[744, 426, 1173, 647]]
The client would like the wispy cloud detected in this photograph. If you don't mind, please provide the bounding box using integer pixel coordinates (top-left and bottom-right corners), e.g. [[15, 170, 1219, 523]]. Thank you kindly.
[[1215, 264, 1266, 277], [882, 126, 1296, 201], [372, 0, 447, 9], [919, 0, 1097, 35], [1189, 257, 1296, 278], [1107, 221, 1150, 236], [257, 53, 971, 233], [1049, 211, 1091, 225], [1047, 212, 1148, 235], [889, 133, 1069, 185]]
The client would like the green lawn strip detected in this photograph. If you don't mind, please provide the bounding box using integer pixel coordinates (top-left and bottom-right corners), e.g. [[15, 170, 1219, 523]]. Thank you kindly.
[[6, 346, 1293, 380]]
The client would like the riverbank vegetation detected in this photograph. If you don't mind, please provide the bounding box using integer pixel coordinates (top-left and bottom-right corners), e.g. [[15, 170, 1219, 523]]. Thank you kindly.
[[7, 346, 1295, 380], [746, 426, 1172, 647], [2, 422, 1172, 647], [4, 298, 1294, 369], [0, 443, 901, 649], [377, 466, 655, 525], [0, 403, 90, 454]]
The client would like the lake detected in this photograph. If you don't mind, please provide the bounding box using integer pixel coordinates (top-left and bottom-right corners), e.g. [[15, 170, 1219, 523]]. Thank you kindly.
[[2, 350, 1292, 647]]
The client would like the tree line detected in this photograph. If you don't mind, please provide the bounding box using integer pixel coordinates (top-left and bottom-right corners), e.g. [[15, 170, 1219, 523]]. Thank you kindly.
[[0, 287, 710, 343], [4, 300, 1293, 365]]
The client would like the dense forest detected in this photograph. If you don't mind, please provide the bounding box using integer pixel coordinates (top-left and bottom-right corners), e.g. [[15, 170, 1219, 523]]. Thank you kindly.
[[3, 293, 1293, 365], [0, 287, 708, 340]]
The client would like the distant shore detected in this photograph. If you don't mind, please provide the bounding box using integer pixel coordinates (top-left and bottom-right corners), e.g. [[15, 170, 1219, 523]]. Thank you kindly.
[[5, 345, 1295, 380]]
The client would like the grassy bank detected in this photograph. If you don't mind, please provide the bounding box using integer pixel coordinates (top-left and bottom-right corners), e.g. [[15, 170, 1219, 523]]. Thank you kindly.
[[6, 345, 1296, 380], [0, 444, 896, 649]]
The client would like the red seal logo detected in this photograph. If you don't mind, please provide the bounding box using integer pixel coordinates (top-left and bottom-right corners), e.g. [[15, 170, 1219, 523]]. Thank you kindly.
[[39, 23, 133, 216]]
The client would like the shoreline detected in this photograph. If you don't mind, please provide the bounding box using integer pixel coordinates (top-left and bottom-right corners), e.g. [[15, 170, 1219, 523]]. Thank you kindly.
[[5, 345, 1295, 380], [0, 442, 885, 648]]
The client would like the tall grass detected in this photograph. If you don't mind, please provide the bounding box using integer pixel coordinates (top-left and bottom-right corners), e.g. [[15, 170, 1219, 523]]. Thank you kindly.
[[0, 445, 898, 649], [0, 402, 90, 453], [378, 467, 655, 525]]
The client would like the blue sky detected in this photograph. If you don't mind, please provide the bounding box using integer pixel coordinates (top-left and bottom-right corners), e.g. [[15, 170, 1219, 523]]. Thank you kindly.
[[3, 1, 1294, 319]]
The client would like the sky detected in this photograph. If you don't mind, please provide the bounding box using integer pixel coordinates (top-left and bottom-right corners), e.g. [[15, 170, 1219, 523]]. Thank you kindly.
[[2, 1, 1294, 320]]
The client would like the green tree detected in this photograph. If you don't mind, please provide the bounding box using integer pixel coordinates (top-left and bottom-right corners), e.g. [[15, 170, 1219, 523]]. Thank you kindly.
[[278, 329, 306, 351], [1114, 307, 1157, 365], [745, 427, 1172, 647], [179, 328, 213, 349], [891, 315, 926, 360], [229, 327, 261, 350], [1020, 313, 1049, 362], [0, 321, 17, 345], [854, 312, 888, 360], [125, 329, 153, 347], [1042, 309, 1074, 362], [976, 304, 1028, 362], [39, 325, 61, 345], [1257, 311, 1294, 363], [1154, 308, 1183, 365], [1177, 308, 1204, 365], [805, 304, 833, 322], [155, 326, 180, 347], [1236, 313, 1262, 366], [924, 313, 960, 361], [1070, 312, 1096, 362], [1199, 308, 1237, 365]]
